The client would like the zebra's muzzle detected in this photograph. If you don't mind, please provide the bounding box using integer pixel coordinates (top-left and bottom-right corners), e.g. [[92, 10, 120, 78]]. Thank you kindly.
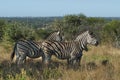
[[95, 41, 99, 46]]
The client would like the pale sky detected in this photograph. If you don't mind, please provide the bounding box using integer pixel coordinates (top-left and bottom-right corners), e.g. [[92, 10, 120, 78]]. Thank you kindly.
[[0, 0, 120, 17]]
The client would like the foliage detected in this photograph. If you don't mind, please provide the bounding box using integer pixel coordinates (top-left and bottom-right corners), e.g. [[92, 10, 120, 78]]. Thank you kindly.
[[0, 44, 120, 80], [43, 68, 62, 80], [3, 23, 37, 42], [63, 14, 81, 26], [0, 14, 120, 47], [0, 20, 6, 40], [102, 20, 120, 47], [1, 14, 120, 80], [86, 17, 105, 25], [35, 28, 53, 40]]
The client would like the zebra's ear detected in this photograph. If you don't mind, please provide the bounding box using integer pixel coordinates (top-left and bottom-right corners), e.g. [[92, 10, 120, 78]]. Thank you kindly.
[[88, 30, 93, 35], [57, 31, 60, 35]]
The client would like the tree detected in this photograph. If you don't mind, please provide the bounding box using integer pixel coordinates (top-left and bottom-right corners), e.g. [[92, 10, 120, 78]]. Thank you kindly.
[[102, 20, 120, 47], [3, 22, 37, 42], [63, 14, 81, 26], [0, 20, 5, 40]]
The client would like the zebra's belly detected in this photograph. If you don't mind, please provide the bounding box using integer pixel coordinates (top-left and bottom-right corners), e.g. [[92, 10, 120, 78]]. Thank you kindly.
[[28, 55, 41, 58], [27, 53, 42, 58], [57, 55, 70, 59]]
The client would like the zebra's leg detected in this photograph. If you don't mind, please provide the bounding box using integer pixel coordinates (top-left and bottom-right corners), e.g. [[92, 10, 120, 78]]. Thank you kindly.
[[70, 55, 80, 69], [76, 54, 83, 66], [69, 56, 80, 70], [70, 55, 76, 65], [68, 57, 76, 69], [16, 55, 20, 65], [23, 52, 28, 64], [41, 54, 45, 64], [72, 56, 82, 70], [17, 57, 21, 67], [70, 59, 78, 69], [67, 58, 70, 65], [24, 57, 26, 64], [67, 59, 72, 69], [43, 53, 52, 67], [73, 59, 78, 69], [76, 57, 81, 66], [17, 53, 26, 67], [73, 59, 77, 65], [15, 51, 21, 65], [42, 46, 52, 68], [15, 48, 22, 66], [67, 58, 72, 69], [70, 57, 82, 70]]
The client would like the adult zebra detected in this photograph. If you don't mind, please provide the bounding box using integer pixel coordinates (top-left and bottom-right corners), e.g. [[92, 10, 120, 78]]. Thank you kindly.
[[42, 30, 98, 66], [11, 31, 63, 65]]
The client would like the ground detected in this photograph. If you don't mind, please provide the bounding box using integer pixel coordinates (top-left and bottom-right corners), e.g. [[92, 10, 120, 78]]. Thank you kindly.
[[0, 43, 120, 80]]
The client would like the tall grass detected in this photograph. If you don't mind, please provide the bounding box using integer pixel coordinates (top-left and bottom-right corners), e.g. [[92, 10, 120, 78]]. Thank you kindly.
[[0, 43, 120, 80]]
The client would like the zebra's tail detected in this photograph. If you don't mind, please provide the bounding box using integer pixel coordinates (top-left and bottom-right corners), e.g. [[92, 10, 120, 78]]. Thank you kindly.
[[11, 42, 17, 61]]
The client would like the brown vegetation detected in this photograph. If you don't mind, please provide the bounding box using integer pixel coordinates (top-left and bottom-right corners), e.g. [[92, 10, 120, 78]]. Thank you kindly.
[[0, 43, 120, 80]]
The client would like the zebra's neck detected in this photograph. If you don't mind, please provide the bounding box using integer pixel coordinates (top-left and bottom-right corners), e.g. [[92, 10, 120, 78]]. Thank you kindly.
[[77, 41, 87, 51], [75, 35, 88, 51]]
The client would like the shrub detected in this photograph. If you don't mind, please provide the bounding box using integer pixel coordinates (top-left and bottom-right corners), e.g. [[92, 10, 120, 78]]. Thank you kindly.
[[42, 68, 62, 80]]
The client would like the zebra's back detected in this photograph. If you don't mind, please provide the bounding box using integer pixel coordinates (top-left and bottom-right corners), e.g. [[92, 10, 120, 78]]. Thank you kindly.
[[42, 41, 82, 59], [16, 40, 43, 58]]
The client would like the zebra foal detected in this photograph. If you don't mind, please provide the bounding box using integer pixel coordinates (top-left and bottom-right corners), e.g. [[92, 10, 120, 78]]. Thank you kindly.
[[42, 30, 99, 66]]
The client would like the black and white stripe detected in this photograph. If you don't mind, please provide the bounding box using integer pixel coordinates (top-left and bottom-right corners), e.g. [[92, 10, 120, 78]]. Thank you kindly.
[[11, 31, 63, 65], [42, 30, 98, 66]]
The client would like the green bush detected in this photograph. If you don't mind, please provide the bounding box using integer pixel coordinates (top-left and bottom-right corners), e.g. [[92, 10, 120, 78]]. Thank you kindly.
[[3, 23, 37, 42], [42, 68, 62, 80], [0, 19, 6, 40], [102, 20, 120, 45], [35, 29, 53, 40]]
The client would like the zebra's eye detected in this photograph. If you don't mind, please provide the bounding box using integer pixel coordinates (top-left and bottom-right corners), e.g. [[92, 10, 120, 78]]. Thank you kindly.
[[89, 32, 93, 35], [90, 33, 95, 37]]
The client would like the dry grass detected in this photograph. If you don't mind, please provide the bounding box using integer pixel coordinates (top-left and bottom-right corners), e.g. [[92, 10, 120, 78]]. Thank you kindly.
[[0, 43, 120, 80]]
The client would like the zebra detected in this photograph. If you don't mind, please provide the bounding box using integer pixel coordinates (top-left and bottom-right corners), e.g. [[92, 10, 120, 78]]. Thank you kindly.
[[42, 30, 98, 66], [10, 31, 63, 65]]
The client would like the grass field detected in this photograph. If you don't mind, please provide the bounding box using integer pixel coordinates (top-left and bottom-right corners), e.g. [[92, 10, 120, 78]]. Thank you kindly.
[[0, 42, 120, 80]]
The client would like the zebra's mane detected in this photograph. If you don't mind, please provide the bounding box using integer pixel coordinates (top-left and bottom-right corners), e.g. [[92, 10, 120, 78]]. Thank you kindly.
[[74, 30, 90, 51], [44, 31, 59, 40], [75, 30, 88, 41]]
